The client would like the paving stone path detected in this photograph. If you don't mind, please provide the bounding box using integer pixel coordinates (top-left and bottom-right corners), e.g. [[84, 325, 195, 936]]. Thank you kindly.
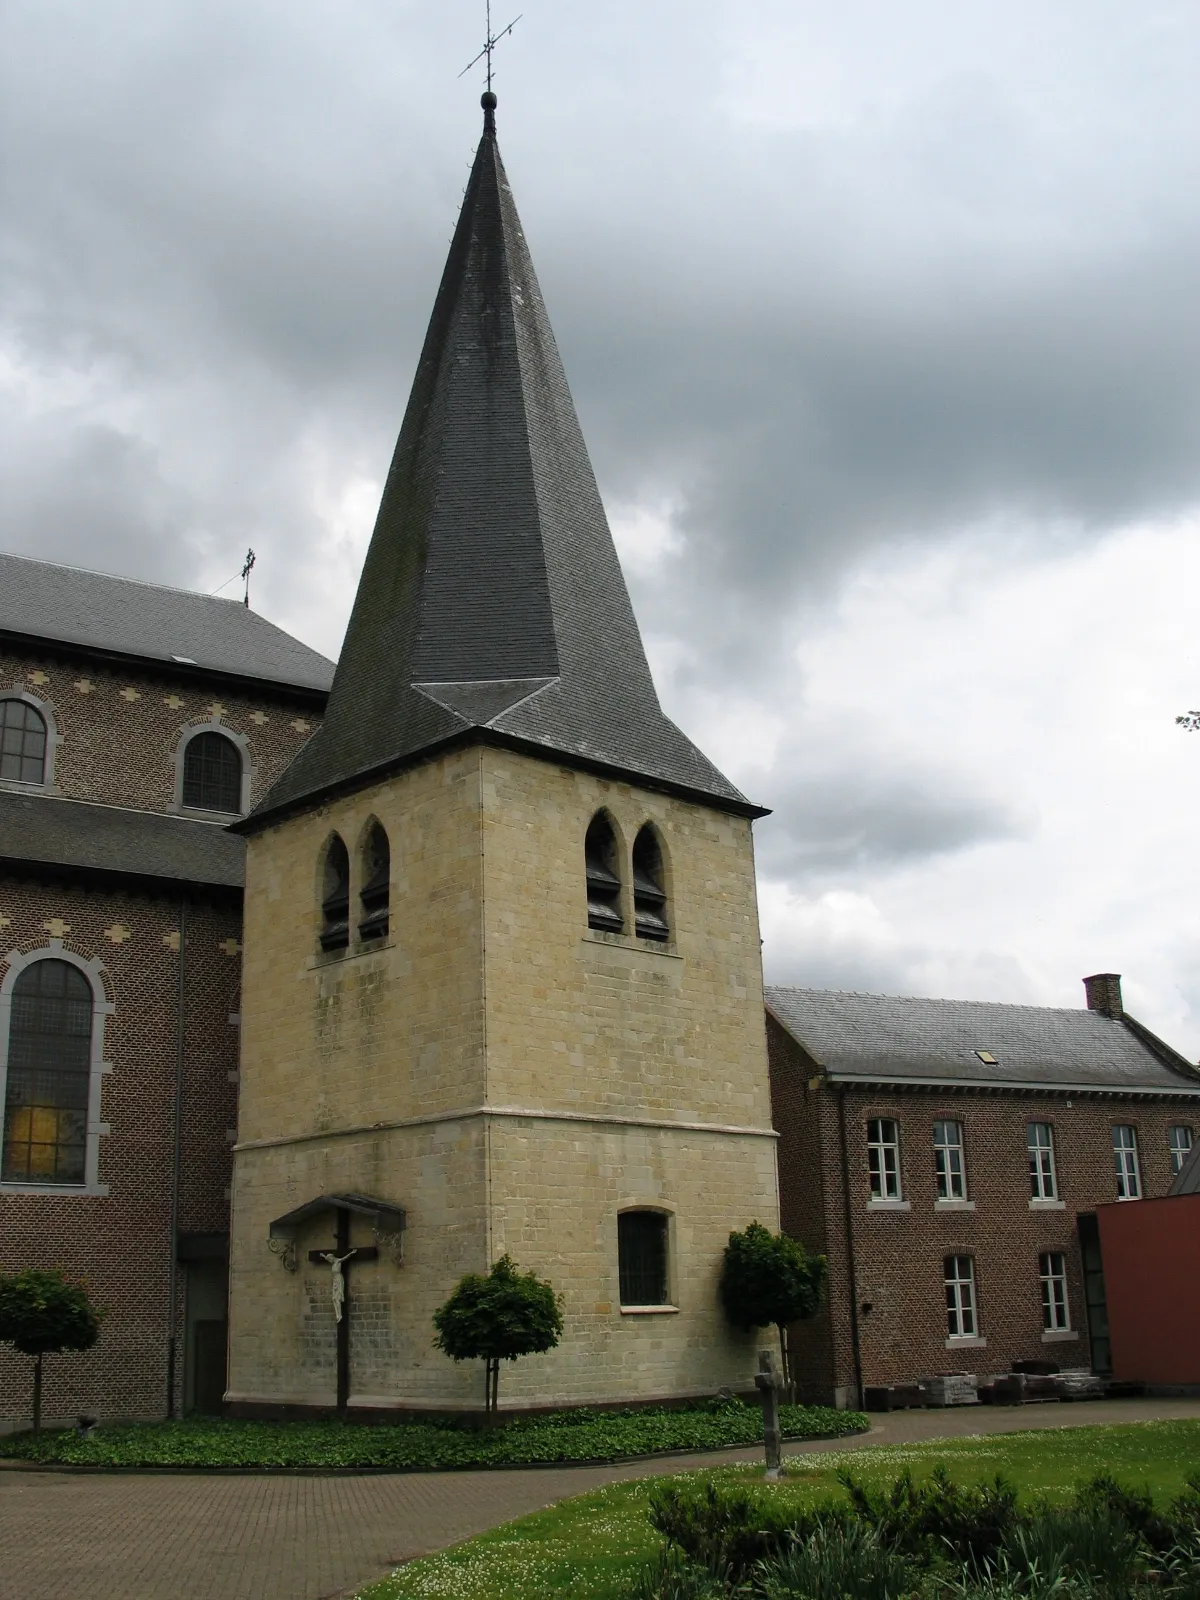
[[2, 1398, 1198, 1600]]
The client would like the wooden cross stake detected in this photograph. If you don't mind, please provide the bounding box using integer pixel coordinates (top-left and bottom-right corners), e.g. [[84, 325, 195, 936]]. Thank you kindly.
[[308, 1207, 378, 1411]]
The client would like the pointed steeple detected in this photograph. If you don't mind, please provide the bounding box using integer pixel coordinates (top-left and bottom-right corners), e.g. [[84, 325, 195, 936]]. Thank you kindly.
[[248, 98, 759, 828]]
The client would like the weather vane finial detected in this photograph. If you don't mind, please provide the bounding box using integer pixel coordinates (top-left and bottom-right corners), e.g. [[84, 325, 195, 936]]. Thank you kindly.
[[459, 0, 522, 106]]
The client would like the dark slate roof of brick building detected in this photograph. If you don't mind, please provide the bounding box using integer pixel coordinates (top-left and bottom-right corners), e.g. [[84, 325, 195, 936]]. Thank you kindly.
[[0, 552, 335, 694], [765, 986, 1200, 1096], [0, 790, 244, 890], [247, 100, 755, 829]]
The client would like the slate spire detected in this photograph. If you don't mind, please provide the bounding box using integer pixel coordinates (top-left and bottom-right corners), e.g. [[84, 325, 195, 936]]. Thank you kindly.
[[249, 98, 757, 828]]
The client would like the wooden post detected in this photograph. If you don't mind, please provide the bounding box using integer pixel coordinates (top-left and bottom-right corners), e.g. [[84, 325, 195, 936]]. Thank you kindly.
[[335, 1207, 350, 1414], [754, 1348, 783, 1479]]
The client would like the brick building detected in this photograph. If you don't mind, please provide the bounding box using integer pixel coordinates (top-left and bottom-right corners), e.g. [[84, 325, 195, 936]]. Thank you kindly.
[[766, 975, 1200, 1407], [0, 553, 332, 1428]]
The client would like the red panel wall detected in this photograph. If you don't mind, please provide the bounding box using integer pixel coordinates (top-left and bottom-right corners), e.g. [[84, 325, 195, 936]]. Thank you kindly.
[[1098, 1194, 1200, 1384]]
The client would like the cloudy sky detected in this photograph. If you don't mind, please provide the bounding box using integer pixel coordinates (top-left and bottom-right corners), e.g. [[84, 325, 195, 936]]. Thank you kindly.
[[5, 2, 1200, 1049]]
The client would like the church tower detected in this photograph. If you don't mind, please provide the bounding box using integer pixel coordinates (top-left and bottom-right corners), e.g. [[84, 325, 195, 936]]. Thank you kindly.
[[226, 96, 779, 1413]]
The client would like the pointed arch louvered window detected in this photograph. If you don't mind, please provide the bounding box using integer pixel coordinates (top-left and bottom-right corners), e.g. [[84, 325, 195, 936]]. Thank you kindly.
[[359, 823, 390, 942], [319, 835, 350, 952], [632, 826, 669, 942], [585, 814, 623, 933]]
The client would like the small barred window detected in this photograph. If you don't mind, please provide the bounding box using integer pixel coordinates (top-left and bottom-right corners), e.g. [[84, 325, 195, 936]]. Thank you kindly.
[[320, 835, 351, 953], [0, 699, 47, 786], [585, 813, 623, 933], [632, 826, 669, 942], [2, 959, 93, 1185], [359, 823, 390, 942], [618, 1210, 669, 1306], [182, 731, 242, 813]]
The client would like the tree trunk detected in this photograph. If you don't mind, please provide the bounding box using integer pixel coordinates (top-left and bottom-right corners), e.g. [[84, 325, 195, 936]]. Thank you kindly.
[[777, 1324, 793, 1403], [32, 1352, 43, 1437], [484, 1356, 500, 1423]]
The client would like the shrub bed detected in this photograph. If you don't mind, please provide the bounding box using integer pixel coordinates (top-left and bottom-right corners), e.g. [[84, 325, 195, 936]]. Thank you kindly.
[[0, 1399, 866, 1469], [635, 1467, 1200, 1597]]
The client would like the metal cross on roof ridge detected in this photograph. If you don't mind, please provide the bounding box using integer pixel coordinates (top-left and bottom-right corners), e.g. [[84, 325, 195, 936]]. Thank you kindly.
[[458, 0, 522, 92]]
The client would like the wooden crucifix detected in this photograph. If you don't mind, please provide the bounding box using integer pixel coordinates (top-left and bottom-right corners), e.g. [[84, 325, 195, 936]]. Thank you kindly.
[[308, 1207, 378, 1412]]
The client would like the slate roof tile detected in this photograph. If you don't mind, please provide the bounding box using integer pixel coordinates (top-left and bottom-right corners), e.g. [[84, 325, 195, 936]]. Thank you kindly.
[[766, 984, 1200, 1095], [0, 552, 334, 694], [0, 790, 244, 890], [250, 103, 753, 827]]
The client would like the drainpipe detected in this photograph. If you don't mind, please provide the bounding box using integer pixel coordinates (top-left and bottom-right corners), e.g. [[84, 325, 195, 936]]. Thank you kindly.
[[165, 898, 188, 1418], [837, 1086, 864, 1409]]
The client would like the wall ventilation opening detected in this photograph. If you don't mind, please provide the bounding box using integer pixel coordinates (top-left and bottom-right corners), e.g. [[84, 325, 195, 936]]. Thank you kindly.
[[320, 836, 350, 953], [359, 824, 390, 942], [632, 826, 669, 942], [585, 814, 623, 933]]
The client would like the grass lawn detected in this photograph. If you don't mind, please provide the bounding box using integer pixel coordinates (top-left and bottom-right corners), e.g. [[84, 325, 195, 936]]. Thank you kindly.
[[0, 1401, 863, 1469], [356, 1418, 1200, 1600]]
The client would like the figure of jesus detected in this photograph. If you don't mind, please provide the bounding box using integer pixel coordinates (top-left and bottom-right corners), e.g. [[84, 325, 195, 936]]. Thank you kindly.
[[318, 1249, 357, 1322]]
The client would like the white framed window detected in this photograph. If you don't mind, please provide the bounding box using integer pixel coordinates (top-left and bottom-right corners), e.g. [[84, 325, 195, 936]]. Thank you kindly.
[[0, 941, 112, 1196], [933, 1120, 966, 1201], [1039, 1251, 1070, 1332], [867, 1118, 902, 1200], [1113, 1125, 1141, 1199], [944, 1254, 978, 1339], [1027, 1122, 1058, 1201], [1169, 1125, 1194, 1178]]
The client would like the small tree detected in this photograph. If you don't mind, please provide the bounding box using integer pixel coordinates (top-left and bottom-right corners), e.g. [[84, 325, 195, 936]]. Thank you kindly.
[[433, 1254, 563, 1418], [719, 1222, 826, 1398], [0, 1269, 102, 1434]]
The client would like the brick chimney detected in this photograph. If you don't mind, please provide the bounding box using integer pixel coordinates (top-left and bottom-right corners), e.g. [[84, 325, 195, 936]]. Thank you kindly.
[[1084, 973, 1123, 1019]]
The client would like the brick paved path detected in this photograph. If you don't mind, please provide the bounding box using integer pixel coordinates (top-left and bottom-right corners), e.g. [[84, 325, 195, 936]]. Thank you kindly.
[[2, 1398, 1198, 1600]]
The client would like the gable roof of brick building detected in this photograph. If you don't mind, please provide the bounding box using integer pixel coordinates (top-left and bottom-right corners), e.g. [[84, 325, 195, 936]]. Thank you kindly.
[[0, 551, 335, 695], [244, 98, 756, 832], [766, 984, 1200, 1096]]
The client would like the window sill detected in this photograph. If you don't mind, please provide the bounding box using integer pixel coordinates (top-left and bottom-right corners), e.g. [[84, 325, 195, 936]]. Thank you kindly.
[[620, 1304, 679, 1316], [175, 805, 246, 825], [582, 934, 681, 961], [866, 1199, 910, 1212], [0, 778, 56, 797], [0, 1182, 110, 1198], [308, 939, 395, 971], [1115, 1194, 1142, 1203], [935, 1200, 975, 1211], [945, 1336, 987, 1348], [1041, 1329, 1079, 1343], [1029, 1198, 1065, 1210]]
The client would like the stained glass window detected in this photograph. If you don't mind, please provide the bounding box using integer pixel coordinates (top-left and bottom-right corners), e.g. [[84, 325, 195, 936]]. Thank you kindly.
[[2, 960, 93, 1184]]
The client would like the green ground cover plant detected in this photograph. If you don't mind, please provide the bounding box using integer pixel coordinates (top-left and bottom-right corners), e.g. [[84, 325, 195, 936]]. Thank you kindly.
[[352, 1420, 1200, 1600], [0, 1397, 863, 1469]]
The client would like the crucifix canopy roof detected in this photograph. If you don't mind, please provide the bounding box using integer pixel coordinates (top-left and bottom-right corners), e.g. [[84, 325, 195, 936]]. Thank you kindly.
[[268, 1193, 407, 1239]]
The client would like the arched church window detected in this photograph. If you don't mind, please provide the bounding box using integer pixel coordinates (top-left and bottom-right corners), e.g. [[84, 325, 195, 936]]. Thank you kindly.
[[585, 813, 623, 933], [632, 825, 669, 942], [618, 1210, 670, 1307], [182, 730, 243, 813], [2, 959, 93, 1185], [319, 835, 351, 953], [358, 823, 390, 942], [0, 698, 48, 786]]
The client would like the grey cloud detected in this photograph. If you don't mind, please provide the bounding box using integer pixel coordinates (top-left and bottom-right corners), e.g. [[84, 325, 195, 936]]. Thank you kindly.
[[3, 1, 1200, 673], [755, 765, 1030, 879]]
